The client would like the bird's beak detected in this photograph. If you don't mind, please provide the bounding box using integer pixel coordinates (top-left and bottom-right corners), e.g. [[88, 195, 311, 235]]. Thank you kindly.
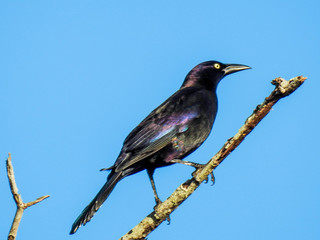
[[222, 64, 251, 76]]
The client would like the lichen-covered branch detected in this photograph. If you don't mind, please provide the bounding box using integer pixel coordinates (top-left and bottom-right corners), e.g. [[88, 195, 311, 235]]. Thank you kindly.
[[6, 153, 50, 240], [120, 76, 306, 240]]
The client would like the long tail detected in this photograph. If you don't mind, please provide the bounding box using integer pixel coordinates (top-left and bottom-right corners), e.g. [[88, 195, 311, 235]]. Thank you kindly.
[[70, 171, 123, 234]]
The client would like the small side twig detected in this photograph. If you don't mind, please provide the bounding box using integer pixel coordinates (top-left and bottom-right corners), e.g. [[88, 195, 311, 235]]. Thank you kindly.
[[120, 76, 306, 240], [6, 153, 50, 240]]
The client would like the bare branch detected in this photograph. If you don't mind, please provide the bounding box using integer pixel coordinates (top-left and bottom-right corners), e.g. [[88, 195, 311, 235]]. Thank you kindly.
[[120, 76, 306, 240], [6, 153, 50, 240], [24, 195, 50, 208]]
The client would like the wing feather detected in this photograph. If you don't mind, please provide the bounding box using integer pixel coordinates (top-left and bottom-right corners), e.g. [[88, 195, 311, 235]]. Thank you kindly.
[[113, 87, 201, 171]]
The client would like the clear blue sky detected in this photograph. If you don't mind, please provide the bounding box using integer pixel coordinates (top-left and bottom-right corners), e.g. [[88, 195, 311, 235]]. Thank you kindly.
[[1, 1, 319, 239]]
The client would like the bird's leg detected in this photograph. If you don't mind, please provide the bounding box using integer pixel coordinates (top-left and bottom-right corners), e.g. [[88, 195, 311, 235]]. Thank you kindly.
[[147, 169, 162, 206], [170, 159, 205, 168], [147, 169, 171, 224], [171, 159, 215, 185]]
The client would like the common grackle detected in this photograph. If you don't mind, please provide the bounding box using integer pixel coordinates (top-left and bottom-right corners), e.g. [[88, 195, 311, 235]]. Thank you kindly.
[[70, 60, 250, 234]]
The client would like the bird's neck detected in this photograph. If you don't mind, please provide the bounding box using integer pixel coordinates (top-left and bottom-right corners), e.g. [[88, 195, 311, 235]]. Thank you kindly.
[[180, 71, 219, 92]]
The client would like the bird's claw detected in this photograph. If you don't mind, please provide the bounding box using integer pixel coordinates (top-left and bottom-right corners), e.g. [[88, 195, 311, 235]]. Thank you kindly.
[[191, 163, 206, 178], [191, 165, 215, 185], [166, 215, 171, 225], [153, 199, 171, 224], [204, 172, 215, 185]]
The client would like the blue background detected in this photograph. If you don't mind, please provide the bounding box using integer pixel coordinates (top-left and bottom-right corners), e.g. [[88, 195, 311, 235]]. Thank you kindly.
[[1, 1, 319, 239]]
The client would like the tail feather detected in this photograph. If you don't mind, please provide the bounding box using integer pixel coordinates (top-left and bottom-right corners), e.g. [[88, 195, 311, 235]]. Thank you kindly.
[[70, 171, 123, 234]]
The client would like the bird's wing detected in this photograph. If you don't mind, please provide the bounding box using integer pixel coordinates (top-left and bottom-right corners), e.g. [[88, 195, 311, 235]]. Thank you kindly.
[[114, 88, 200, 172], [115, 128, 179, 172]]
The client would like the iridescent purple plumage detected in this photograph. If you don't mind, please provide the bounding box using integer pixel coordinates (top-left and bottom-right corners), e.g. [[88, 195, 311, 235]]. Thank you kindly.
[[151, 111, 198, 143]]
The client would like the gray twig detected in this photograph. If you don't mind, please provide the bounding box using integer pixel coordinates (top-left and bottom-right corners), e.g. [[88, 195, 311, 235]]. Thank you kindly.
[[6, 153, 50, 240]]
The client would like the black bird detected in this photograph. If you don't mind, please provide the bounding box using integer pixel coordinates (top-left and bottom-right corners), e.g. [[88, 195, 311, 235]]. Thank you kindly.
[[70, 60, 250, 234]]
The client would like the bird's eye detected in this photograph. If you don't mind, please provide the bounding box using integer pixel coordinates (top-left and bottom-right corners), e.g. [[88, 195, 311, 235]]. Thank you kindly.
[[214, 63, 221, 69]]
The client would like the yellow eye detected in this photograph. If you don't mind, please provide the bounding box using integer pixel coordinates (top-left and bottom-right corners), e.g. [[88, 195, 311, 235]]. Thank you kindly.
[[214, 63, 220, 69]]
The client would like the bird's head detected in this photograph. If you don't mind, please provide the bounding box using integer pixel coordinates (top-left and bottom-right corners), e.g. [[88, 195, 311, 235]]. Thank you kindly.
[[181, 61, 251, 91]]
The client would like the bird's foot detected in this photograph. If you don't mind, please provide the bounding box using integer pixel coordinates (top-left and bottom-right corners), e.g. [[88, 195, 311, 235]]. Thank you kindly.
[[190, 165, 215, 185], [190, 163, 206, 177], [204, 172, 215, 185], [171, 159, 215, 184], [153, 199, 171, 224]]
